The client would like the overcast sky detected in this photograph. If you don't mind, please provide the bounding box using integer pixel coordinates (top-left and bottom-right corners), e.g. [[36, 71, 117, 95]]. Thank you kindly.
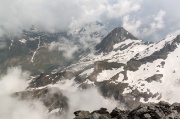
[[0, 0, 180, 42]]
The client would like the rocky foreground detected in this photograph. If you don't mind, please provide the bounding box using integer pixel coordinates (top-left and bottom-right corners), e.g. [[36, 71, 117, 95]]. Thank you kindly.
[[74, 101, 180, 119]]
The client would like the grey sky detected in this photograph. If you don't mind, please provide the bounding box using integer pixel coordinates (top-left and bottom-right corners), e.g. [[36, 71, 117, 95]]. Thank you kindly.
[[0, 0, 179, 42]]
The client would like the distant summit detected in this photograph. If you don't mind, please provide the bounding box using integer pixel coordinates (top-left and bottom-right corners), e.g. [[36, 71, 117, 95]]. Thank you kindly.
[[96, 27, 138, 53]]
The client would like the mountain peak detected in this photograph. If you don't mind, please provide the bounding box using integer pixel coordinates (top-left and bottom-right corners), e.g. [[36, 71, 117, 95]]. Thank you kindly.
[[114, 26, 126, 31], [96, 27, 138, 53]]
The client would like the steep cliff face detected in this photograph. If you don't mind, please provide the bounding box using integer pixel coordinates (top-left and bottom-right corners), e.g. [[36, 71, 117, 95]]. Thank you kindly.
[[96, 27, 138, 53]]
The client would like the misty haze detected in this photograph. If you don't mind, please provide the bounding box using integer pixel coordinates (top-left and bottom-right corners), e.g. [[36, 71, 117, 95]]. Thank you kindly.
[[0, 0, 180, 119]]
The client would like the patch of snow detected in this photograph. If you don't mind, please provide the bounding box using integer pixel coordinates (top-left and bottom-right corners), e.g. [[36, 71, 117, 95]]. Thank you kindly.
[[9, 39, 14, 49], [28, 86, 47, 91], [79, 68, 94, 76], [116, 73, 124, 82], [85, 79, 94, 85], [140, 97, 159, 103], [31, 38, 41, 63], [49, 108, 60, 114], [19, 39, 27, 44], [122, 43, 180, 103], [29, 36, 40, 41], [136, 36, 176, 60], [97, 67, 123, 82]]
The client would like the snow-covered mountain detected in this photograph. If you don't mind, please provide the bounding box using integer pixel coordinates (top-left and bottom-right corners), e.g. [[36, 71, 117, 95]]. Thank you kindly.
[[2, 25, 180, 117]]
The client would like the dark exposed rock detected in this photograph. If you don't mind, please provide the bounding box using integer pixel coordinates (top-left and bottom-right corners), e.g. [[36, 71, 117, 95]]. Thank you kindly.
[[125, 59, 142, 71], [92, 108, 109, 115], [110, 107, 129, 118], [29, 70, 75, 88], [145, 74, 163, 83], [127, 35, 180, 71], [88, 61, 125, 81], [152, 110, 164, 119], [95, 79, 162, 109], [74, 111, 90, 117], [172, 103, 180, 113], [74, 101, 180, 119], [13, 87, 68, 112], [159, 101, 171, 108], [96, 27, 138, 53]]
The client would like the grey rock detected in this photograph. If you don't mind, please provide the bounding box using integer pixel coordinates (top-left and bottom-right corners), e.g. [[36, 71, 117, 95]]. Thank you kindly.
[[159, 101, 171, 108], [73, 101, 180, 119], [92, 113, 101, 119], [96, 27, 138, 53], [74, 110, 90, 117], [142, 113, 152, 119], [151, 110, 164, 119]]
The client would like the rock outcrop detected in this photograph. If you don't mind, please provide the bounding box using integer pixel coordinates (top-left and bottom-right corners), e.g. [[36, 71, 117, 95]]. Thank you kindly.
[[96, 27, 138, 53], [74, 101, 180, 119]]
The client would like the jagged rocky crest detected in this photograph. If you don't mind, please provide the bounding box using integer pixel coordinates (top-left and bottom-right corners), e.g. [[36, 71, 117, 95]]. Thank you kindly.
[[74, 101, 180, 119], [96, 27, 138, 53]]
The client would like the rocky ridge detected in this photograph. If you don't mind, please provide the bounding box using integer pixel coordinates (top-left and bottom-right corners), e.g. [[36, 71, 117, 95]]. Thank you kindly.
[[96, 27, 138, 53], [74, 101, 180, 119]]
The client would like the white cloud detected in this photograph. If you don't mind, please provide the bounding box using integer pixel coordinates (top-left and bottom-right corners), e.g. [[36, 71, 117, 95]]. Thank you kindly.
[[55, 79, 119, 119], [0, 0, 143, 37], [0, 0, 82, 37], [122, 10, 167, 41], [70, 21, 108, 50], [65, 88, 119, 118], [142, 10, 166, 37], [0, 67, 30, 95], [166, 30, 180, 37], [0, 67, 54, 119], [105, 0, 142, 19], [0, 0, 179, 42], [122, 15, 141, 36], [0, 97, 49, 119], [0, 67, 120, 119], [49, 37, 78, 59], [49, 22, 108, 59]]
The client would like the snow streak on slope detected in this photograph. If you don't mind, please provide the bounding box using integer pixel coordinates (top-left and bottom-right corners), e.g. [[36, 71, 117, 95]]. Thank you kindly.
[[122, 36, 180, 103], [135, 36, 176, 60], [31, 38, 41, 62], [64, 34, 180, 104], [80, 39, 150, 64], [79, 68, 94, 77], [97, 67, 123, 82]]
